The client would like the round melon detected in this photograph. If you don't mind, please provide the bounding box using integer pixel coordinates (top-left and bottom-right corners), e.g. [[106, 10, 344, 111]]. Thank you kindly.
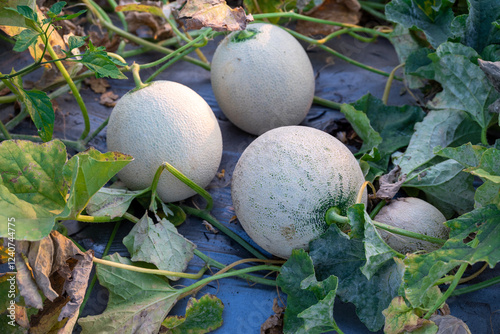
[[231, 126, 367, 258], [211, 23, 315, 136], [106, 81, 223, 203], [374, 197, 449, 254]]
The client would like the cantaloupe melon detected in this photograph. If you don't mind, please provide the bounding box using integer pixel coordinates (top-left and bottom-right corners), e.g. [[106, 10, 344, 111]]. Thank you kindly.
[[106, 81, 223, 203], [211, 23, 315, 136], [374, 197, 449, 254], [231, 126, 366, 258]]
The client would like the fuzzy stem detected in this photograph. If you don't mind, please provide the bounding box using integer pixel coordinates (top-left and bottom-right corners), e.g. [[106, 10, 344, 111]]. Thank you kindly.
[[356, 181, 376, 204], [0, 134, 86, 151], [369, 200, 386, 219], [163, 162, 214, 211], [57, 214, 122, 223], [481, 127, 489, 146], [83, 0, 210, 70], [325, 207, 447, 245], [83, 117, 109, 146], [177, 265, 281, 296], [313, 96, 342, 110], [93, 256, 208, 279], [282, 27, 398, 79], [0, 95, 16, 104], [131, 63, 148, 90], [106, 0, 128, 31], [0, 119, 11, 140], [181, 205, 267, 260], [451, 274, 500, 296], [42, 38, 91, 141], [382, 63, 405, 105], [139, 31, 209, 70], [193, 249, 278, 286], [424, 262, 468, 319]]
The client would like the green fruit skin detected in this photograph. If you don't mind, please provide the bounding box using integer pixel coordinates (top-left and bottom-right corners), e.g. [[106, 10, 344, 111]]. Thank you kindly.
[[231, 126, 367, 258], [106, 81, 223, 203], [211, 23, 315, 136]]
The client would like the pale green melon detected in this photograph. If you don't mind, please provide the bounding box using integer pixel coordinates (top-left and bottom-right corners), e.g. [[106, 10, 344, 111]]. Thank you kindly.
[[211, 23, 315, 136], [374, 197, 449, 254], [231, 126, 367, 258], [106, 81, 223, 203]]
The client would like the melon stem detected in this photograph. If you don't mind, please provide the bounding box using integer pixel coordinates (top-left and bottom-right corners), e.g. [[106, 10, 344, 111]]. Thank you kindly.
[[325, 206, 447, 245], [131, 63, 148, 90]]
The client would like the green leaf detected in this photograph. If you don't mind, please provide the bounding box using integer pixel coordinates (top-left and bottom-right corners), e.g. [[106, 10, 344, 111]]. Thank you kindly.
[[403, 205, 500, 307], [243, 0, 284, 23], [0, 0, 35, 28], [347, 205, 400, 280], [16, 89, 54, 142], [359, 148, 387, 183], [385, 0, 455, 47], [405, 47, 435, 80], [403, 159, 476, 217], [48, 1, 66, 16], [455, 0, 500, 53], [78, 254, 182, 333], [122, 212, 196, 281], [59, 149, 132, 219], [382, 296, 438, 334], [55, 9, 87, 21], [86, 187, 147, 219], [277, 249, 341, 334], [77, 48, 127, 79], [0, 140, 68, 240], [115, 4, 165, 18], [15, 5, 37, 22], [427, 43, 500, 129], [67, 35, 87, 53], [434, 143, 487, 168], [350, 94, 426, 156], [309, 223, 403, 331], [162, 294, 224, 334], [464, 148, 500, 182], [13, 29, 39, 52], [475, 181, 500, 209], [340, 103, 382, 156]]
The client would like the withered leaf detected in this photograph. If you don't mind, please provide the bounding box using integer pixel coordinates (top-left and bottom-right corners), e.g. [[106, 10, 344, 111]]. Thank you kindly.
[[14, 241, 43, 310], [99, 91, 119, 107], [260, 298, 284, 334], [84, 77, 110, 94], [430, 315, 472, 334], [178, 0, 253, 32], [296, 0, 361, 36], [125, 11, 172, 40], [14, 231, 93, 333], [376, 166, 406, 200]]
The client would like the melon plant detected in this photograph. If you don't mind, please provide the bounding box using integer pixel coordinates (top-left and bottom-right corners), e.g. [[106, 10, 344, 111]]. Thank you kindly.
[[211, 23, 315, 136], [106, 81, 223, 203], [231, 125, 367, 259], [374, 197, 449, 254]]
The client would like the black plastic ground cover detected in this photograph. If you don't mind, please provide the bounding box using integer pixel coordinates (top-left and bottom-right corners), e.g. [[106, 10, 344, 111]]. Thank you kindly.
[[1, 31, 499, 334]]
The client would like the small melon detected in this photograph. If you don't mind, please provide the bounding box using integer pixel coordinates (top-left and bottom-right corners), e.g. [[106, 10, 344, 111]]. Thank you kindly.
[[211, 23, 315, 136], [231, 126, 366, 258], [106, 81, 223, 203], [374, 197, 449, 254]]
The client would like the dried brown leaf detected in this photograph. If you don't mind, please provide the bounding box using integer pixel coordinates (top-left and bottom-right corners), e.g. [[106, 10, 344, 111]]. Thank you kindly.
[[28, 237, 58, 301], [377, 166, 407, 200], [261, 298, 284, 334], [178, 0, 253, 32], [84, 77, 110, 94], [296, 0, 361, 36], [430, 315, 472, 334], [14, 241, 43, 310], [125, 10, 173, 40], [99, 91, 119, 107], [202, 220, 219, 234]]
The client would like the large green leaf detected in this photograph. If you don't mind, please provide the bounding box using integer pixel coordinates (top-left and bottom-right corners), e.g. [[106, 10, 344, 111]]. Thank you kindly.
[[277, 249, 341, 334], [122, 212, 196, 281], [309, 221, 403, 331], [85, 187, 147, 218], [340, 103, 382, 156], [350, 94, 425, 156], [0, 0, 35, 28], [78, 253, 182, 333], [59, 149, 132, 219], [427, 43, 500, 129], [454, 0, 500, 53], [385, 0, 455, 47], [403, 205, 500, 307], [162, 294, 224, 334], [0, 140, 67, 240]]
